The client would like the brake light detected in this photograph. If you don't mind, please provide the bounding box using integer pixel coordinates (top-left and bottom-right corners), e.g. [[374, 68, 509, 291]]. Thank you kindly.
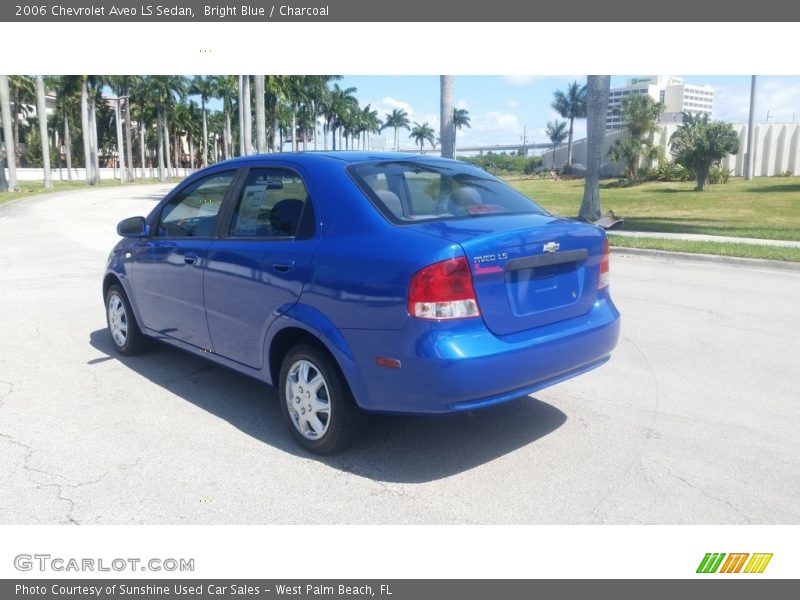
[[599, 237, 610, 289], [408, 256, 480, 320]]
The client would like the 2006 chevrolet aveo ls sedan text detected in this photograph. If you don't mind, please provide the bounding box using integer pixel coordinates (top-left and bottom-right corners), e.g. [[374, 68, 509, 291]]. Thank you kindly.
[[104, 152, 620, 453]]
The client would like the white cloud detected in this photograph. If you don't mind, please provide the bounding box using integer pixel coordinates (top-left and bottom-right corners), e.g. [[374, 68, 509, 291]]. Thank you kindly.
[[506, 99, 519, 108], [504, 75, 541, 86], [371, 96, 416, 119], [456, 99, 469, 110]]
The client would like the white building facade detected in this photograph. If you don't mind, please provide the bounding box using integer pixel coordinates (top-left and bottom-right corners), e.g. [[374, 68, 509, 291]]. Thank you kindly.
[[607, 76, 714, 130]]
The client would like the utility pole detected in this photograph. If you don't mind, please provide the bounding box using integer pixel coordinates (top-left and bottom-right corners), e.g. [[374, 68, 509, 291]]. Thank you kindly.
[[745, 76, 756, 181], [521, 125, 528, 157]]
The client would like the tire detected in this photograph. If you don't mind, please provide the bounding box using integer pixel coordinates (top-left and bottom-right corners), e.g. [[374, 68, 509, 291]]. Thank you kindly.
[[105, 284, 148, 356], [279, 344, 365, 454]]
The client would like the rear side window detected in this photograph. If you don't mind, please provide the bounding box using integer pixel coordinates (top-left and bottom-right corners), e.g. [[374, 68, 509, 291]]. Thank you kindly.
[[348, 160, 548, 223], [229, 168, 311, 238], [157, 171, 235, 237]]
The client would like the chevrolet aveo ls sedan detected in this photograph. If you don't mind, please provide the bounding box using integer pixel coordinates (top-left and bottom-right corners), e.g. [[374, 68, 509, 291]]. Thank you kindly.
[[104, 152, 620, 453]]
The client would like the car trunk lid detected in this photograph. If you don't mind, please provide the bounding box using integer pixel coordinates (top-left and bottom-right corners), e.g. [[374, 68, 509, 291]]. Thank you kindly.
[[408, 214, 606, 336]]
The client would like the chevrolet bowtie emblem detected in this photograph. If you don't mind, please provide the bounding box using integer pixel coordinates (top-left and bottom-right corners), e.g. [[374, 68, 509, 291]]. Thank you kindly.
[[543, 241, 560, 253]]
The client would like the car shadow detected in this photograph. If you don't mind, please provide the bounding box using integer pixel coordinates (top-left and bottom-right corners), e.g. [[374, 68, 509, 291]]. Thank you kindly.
[[88, 329, 566, 483]]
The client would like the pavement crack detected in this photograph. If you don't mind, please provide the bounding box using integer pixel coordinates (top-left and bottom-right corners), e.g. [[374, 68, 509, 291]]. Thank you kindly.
[[652, 459, 753, 523], [588, 334, 661, 521]]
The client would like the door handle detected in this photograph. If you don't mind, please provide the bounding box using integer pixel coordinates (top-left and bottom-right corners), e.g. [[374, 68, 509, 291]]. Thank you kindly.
[[270, 260, 295, 273], [184, 252, 198, 265]]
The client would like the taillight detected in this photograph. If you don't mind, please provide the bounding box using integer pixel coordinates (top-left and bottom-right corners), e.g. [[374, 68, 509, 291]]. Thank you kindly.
[[408, 256, 480, 320], [599, 237, 610, 289]]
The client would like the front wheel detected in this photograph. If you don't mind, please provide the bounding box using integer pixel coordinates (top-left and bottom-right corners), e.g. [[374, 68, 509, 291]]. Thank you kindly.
[[105, 284, 148, 355], [279, 345, 365, 454]]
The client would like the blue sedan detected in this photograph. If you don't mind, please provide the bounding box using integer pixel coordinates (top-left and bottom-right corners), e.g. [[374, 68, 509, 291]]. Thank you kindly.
[[104, 152, 620, 453]]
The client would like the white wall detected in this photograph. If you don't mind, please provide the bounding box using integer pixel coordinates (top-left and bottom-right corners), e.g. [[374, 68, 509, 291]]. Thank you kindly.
[[3, 167, 195, 182], [541, 122, 800, 177]]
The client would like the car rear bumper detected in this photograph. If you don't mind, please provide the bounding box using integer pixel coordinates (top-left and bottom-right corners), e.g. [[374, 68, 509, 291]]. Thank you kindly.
[[341, 295, 621, 414]]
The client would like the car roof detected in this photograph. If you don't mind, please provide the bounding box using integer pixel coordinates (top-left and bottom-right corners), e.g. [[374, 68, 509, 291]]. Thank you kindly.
[[207, 151, 458, 168]]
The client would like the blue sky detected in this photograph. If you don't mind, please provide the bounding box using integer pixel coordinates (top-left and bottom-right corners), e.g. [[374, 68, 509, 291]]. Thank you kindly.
[[331, 75, 800, 151]]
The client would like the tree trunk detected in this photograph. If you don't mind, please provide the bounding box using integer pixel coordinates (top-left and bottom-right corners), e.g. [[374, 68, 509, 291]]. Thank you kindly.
[[0, 75, 19, 192], [566, 117, 574, 168], [80, 79, 95, 185], [114, 99, 126, 182], [188, 135, 194, 170], [440, 75, 455, 159], [579, 75, 610, 222], [64, 110, 73, 181], [11, 88, 21, 168], [36, 76, 52, 189], [696, 164, 708, 191], [163, 113, 172, 177], [156, 109, 165, 181], [124, 98, 134, 180], [312, 101, 318, 151], [224, 108, 232, 159], [201, 99, 208, 167], [242, 76, 252, 155], [139, 120, 146, 178], [89, 97, 100, 181], [255, 75, 266, 153], [291, 103, 298, 152], [237, 76, 245, 156]]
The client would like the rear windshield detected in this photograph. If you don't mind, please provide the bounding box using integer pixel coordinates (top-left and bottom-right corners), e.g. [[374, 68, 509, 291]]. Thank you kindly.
[[347, 160, 549, 223]]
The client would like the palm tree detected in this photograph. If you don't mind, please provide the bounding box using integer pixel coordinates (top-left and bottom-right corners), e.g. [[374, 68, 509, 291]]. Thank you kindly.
[[608, 94, 664, 178], [452, 107, 470, 154], [409, 122, 435, 154], [546, 120, 568, 170], [0, 75, 19, 192], [327, 84, 358, 151], [284, 75, 309, 152], [359, 104, 381, 151], [579, 76, 610, 222], [47, 76, 79, 181], [8, 76, 35, 167], [107, 75, 139, 181], [440, 76, 455, 158], [35, 76, 52, 189], [190, 76, 217, 166], [381, 108, 410, 152], [551, 81, 587, 169], [212, 75, 237, 159]]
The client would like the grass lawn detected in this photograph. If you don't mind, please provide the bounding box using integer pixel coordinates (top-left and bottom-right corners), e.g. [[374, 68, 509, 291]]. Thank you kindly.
[[506, 176, 800, 241], [0, 177, 183, 206], [608, 234, 800, 262]]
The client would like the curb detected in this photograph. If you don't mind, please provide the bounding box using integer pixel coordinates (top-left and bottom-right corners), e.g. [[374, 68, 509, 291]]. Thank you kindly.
[[611, 246, 800, 272]]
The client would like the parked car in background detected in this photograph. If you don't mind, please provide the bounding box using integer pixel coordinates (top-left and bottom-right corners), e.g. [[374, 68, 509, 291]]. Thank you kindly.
[[104, 152, 620, 453]]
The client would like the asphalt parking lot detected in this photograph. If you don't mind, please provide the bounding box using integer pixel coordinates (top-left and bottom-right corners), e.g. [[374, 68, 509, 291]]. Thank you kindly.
[[1, 184, 798, 525]]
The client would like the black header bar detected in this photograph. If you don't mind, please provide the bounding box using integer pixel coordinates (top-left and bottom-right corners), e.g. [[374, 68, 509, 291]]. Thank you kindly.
[[1, 0, 798, 22]]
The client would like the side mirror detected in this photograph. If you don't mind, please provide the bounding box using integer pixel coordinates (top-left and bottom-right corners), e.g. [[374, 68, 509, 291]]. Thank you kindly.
[[117, 216, 149, 238]]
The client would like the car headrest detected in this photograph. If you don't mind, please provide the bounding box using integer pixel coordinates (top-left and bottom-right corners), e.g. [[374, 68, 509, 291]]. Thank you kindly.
[[270, 199, 304, 235], [374, 190, 403, 218], [448, 186, 482, 214]]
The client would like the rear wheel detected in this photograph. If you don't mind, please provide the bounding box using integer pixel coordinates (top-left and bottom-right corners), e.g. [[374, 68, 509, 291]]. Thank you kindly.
[[279, 344, 365, 454], [105, 284, 148, 355]]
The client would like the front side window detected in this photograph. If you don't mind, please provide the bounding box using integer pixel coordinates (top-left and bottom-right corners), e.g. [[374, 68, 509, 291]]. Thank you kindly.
[[229, 168, 310, 238], [157, 171, 235, 237], [348, 160, 548, 223]]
